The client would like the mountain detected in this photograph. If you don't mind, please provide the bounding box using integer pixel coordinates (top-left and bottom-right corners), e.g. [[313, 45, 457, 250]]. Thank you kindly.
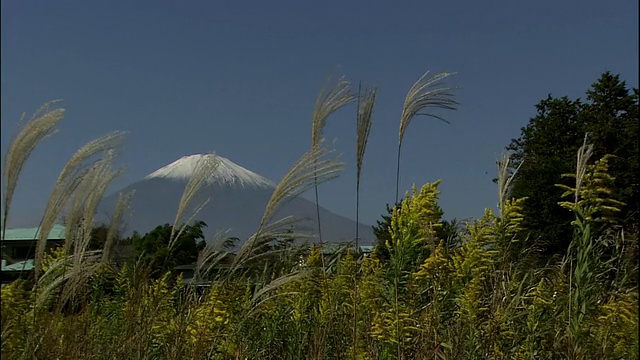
[[97, 154, 373, 245]]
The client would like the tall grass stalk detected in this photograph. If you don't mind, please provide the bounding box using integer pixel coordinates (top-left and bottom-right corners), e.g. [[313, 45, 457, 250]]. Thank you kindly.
[[557, 135, 630, 358], [35, 131, 126, 278], [169, 153, 219, 249], [54, 149, 123, 319], [353, 83, 376, 356], [3, 126, 126, 354], [395, 71, 457, 204], [2, 102, 64, 261], [24, 130, 125, 351], [355, 84, 376, 251], [194, 229, 235, 281], [310, 75, 354, 263], [566, 135, 593, 356], [101, 190, 134, 264], [67, 150, 122, 260], [232, 144, 343, 271], [497, 152, 522, 216]]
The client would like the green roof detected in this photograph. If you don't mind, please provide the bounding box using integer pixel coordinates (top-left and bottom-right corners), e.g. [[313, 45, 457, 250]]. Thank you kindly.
[[1, 224, 66, 241], [359, 245, 374, 253], [319, 243, 375, 254], [1, 259, 34, 272]]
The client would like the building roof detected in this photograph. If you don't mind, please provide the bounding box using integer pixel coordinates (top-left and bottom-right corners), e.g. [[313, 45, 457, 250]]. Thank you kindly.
[[1, 259, 34, 272], [359, 245, 374, 253], [320, 243, 375, 255], [0, 224, 66, 241]]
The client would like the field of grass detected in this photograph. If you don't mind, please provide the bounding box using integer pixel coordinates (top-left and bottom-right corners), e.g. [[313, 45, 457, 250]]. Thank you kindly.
[[1, 75, 638, 359]]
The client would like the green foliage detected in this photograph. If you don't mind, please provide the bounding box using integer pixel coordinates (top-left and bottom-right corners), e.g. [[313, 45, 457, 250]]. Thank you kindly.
[[2, 179, 638, 359], [372, 203, 396, 260], [1, 279, 32, 355], [557, 154, 625, 228], [372, 201, 459, 261], [131, 220, 207, 276], [593, 291, 639, 358], [388, 181, 444, 270], [507, 71, 639, 257], [554, 148, 631, 358], [3, 73, 638, 360]]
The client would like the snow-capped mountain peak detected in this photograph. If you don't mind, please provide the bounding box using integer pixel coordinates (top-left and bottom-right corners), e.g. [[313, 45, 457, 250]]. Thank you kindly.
[[145, 153, 275, 189]]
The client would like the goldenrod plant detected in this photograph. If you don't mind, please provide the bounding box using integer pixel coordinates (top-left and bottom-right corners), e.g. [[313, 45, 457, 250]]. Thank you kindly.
[[556, 137, 631, 359]]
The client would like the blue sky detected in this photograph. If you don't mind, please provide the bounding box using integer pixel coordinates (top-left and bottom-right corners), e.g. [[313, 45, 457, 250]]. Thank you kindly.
[[1, 1, 638, 229]]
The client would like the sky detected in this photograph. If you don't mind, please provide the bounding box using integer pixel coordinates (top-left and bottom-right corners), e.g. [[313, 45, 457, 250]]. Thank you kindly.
[[1, 0, 638, 230]]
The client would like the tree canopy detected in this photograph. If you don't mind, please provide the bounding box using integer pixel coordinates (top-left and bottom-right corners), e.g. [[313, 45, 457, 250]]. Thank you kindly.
[[130, 220, 207, 276], [506, 72, 638, 257]]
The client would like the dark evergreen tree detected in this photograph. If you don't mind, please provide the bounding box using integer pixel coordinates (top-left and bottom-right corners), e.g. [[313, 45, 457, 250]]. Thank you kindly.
[[131, 220, 207, 276], [580, 73, 639, 225], [372, 202, 461, 260], [372, 203, 396, 260], [506, 72, 638, 257]]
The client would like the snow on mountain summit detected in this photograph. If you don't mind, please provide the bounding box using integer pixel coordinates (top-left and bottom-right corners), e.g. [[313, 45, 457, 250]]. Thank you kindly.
[[145, 154, 275, 189]]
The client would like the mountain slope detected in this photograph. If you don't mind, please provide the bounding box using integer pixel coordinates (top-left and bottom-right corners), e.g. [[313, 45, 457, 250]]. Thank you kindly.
[[145, 154, 275, 189], [97, 154, 373, 244]]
